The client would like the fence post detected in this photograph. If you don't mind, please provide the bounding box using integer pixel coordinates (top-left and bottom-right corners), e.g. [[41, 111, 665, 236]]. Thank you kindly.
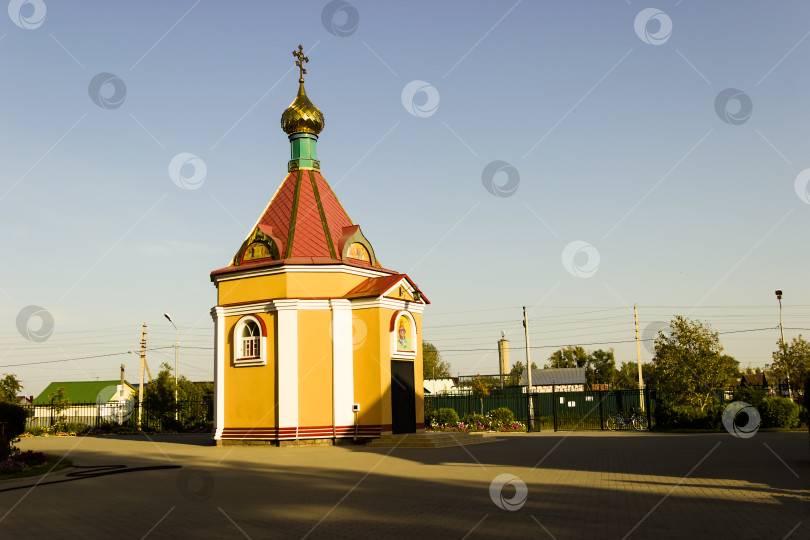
[[526, 388, 532, 433], [598, 389, 604, 430], [645, 388, 652, 430], [552, 384, 558, 432]]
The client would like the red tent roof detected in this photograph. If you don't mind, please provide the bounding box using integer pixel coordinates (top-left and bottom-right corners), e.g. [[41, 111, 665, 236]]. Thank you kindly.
[[257, 169, 353, 259], [212, 169, 392, 277]]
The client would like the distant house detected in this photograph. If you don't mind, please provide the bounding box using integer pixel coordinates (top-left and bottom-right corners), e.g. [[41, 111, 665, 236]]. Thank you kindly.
[[424, 377, 458, 395], [519, 368, 586, 393], [16, 395, 34, 406], [33, 380, 136, 405], [739, 373, 774, 388], [738, 373, 775, 393], [30, 380, 137, 427]]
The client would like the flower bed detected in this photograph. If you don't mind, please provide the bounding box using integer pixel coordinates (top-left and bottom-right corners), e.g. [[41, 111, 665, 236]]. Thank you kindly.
[[0, 450, 48, 474], [429, 421, 526, 432], [425, 407, 526, 432]]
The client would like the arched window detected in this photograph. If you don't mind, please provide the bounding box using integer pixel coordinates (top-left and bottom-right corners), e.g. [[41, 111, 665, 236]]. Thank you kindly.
[[233, 316, 266, 367], [240, 320, 260, 359], [242, 242, 273, 263], [347, 242, 370, 262], [390, 311, 417, 359]]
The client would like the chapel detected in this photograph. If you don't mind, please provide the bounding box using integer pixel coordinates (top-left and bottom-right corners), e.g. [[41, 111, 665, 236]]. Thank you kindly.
[[210, 46, 428, 444]]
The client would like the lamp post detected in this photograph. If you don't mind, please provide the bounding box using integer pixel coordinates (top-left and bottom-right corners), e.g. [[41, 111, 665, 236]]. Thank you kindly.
[[164, 313, 179, 419], [774, 290, 793, 401]]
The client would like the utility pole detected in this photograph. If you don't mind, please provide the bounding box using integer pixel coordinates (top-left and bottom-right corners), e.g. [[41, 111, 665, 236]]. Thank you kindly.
[[164, 313, 179, 420], [523, 307, 534, 431], [144, 356, 153, 382], [775, 290, 792, 401], [119, 363, 125, 425], [138, 324, 146, 431], [635, 305, 644, 412]]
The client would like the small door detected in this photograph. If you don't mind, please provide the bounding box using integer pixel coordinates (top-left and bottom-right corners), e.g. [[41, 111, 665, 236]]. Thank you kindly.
[[391, 360, 416, 434]]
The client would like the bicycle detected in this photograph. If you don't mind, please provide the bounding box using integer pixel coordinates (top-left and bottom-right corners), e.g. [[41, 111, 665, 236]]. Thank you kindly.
[[605, 408, 648, 431]]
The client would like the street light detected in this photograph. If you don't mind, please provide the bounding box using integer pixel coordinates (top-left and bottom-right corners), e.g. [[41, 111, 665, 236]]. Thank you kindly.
[[164, 313, 179, 419], [774, 290, 792, 400]]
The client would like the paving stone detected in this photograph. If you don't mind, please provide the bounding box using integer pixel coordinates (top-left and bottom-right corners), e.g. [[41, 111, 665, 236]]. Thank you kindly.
[[1, 431, 807, 538]]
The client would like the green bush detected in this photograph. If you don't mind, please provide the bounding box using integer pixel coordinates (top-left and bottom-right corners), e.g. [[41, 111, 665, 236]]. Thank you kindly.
[[424, 399, 436, 427], [62, 422, 90, 435], [0, 402, 29, 440], [435, 408, 459, 427], [424, 409, 436, 428], [655, 402, 723, 430], [0, 401, 29, 459], [488, 407, 515, 427], [759, 397, 800, 428], [732, 386, 768, 409]]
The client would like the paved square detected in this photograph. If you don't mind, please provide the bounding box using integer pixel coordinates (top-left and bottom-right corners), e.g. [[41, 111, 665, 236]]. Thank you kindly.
[[1, 431, 807, 539]]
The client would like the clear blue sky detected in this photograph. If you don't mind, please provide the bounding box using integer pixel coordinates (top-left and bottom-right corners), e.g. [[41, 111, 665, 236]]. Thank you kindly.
[[2, 1, 810, 397]]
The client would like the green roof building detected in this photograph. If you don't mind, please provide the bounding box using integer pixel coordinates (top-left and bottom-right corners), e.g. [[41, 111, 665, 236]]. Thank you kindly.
[[33, 380, 136, 405]]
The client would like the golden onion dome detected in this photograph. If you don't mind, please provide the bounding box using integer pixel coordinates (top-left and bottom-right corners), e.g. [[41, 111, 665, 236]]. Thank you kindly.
[[281, 79, 325, 136]]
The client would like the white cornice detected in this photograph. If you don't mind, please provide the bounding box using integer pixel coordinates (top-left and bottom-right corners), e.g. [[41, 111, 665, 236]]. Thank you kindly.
[[216, 297, 425, 317], [211, 264, 392, 283], [348, 298, 426, 313]]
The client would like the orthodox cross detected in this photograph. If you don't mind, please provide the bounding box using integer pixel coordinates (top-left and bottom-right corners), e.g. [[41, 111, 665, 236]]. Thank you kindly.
[[293, 45, 308, 81]]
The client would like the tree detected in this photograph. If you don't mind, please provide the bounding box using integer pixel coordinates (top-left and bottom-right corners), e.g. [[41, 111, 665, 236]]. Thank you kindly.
[[471, 375, 492, 415], [653, 316, 739, 410], [771, 335, 810, 401], [49, 386, 70, 428], [546, 347, 617, 387], [615, 362, 640, 390], [423, 341, 452, 379], [614, 361, 658, 390], [0, 374, 22, 403], [508, 360, 537, 386], [546, 346, 588, 368], [144, 363, 208, 430], [587, 349, 616, 387]]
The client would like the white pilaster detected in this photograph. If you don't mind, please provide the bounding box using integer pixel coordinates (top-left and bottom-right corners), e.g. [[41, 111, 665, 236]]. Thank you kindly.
[[276, 301, 299, 435], [212, 306, 226, 440], [331, 299, 354, 428]]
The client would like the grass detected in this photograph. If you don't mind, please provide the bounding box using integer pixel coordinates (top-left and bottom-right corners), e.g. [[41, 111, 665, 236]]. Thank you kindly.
[[0, 454, 73, 481]]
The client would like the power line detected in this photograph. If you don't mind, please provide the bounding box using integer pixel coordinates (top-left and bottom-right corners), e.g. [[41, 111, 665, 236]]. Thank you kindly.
[[0, 346, 174, 368], [436, 327, 778, 353]]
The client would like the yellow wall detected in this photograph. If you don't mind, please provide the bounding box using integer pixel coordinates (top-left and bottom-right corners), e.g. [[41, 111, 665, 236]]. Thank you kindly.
[[379, 309, 393, 429], [385, 287, 414, 302], [286, 272, 368, 298], [217, 271, 370, 305], [351, 307, 426, 431], [223, 312, 277, 428], [352, 308, 383, 428], [413, 311, 424, 425], [297, 310, 334, 427], [216, 269, 426, 436], [218, 274, 287, 305]]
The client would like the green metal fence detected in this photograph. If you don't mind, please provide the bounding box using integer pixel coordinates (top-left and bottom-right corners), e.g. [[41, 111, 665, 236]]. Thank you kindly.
[[425, 388, 658, 431], [426, 389, 529, 421], [22, 399, 213, 433]]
